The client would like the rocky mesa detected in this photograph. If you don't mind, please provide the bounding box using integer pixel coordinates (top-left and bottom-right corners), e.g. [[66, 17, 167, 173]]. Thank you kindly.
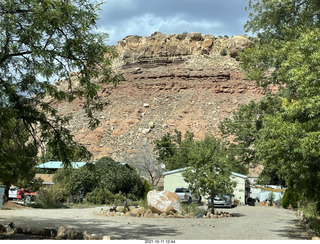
[[51, 32, 271, 166]]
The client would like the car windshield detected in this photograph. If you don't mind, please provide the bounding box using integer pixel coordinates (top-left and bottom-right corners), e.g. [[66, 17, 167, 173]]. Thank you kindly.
[[214, 195, 230, 200], [175, 188, 189, 193]]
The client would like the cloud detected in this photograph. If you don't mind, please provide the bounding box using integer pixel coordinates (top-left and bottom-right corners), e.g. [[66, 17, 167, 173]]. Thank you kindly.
[[97, 0, 249, 45]]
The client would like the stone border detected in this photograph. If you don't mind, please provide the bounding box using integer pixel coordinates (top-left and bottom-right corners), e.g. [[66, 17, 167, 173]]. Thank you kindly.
[[101, 206, 239, 219]]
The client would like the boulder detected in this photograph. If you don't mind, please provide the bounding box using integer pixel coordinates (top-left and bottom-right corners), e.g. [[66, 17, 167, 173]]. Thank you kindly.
[[147, 190, 182, 214], [83, 231, 90, 240], [131, 207, 145, 217], [227, 36, 250, 57], [56, 226, 67, 239], [66, 228, 77, 240], [103, 235, 111, 240]]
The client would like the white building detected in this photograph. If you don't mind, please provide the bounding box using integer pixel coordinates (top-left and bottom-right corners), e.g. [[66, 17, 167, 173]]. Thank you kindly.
[[163, 168, 250, 205]]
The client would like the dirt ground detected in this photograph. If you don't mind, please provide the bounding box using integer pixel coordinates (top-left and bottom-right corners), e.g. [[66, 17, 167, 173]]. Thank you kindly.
[[2, 201, 32, 210], [0, 202, 311, 240]]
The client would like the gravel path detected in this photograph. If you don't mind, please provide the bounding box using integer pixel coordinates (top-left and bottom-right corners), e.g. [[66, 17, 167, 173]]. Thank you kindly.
[[0, 205, 309, 240]]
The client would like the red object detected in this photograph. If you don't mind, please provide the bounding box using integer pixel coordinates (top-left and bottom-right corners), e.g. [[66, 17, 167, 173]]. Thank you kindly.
[[17, 190, 36, 199]]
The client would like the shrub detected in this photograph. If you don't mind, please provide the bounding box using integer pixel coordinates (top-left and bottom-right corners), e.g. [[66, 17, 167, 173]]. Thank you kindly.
[[142, 179, 152, 198], [86, 188, 115, 205], [268, 192, 275, 204], [52, 157, 147, 205], [36, 186, 69, 207], [282, 187, 300, 209], [220, 48, 228, 56], [182, 203, 206, 216], [93, 157, 145, 200]]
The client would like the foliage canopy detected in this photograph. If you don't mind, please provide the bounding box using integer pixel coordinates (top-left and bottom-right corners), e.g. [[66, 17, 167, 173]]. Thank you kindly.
[[182, 135, 236, 214], [0, 0, 121, 168], [233, 0, 320, 210], [154, 129, 195, 171]]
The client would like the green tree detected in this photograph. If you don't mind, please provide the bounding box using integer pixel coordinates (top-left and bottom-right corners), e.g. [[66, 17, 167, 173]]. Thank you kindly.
[[0, 0, 121, 167], [93, 157, 145, 200], [154, 129, 194, 170], [53, 157, 146, 204], [0, 106, 38, 197], [241, 0, 320, 211], [219, 94, 283, 177], [183, 135, 236, 214]]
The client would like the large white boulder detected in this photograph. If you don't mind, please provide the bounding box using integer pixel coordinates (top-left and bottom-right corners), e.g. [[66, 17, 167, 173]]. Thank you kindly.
[[147, 190, 182, 214]]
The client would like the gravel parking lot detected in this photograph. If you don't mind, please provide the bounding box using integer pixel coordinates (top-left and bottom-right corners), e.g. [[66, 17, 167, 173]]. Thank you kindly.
[[0, 203, 309, 240]]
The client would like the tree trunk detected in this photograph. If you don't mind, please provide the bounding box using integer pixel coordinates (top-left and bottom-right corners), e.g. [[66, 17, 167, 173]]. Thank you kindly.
[[210, 197, 215, 214], [3, 185, 9, 203]]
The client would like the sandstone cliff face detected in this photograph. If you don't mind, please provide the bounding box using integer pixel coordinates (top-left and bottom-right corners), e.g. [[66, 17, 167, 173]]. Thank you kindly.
[[52, 32, 269, 165]]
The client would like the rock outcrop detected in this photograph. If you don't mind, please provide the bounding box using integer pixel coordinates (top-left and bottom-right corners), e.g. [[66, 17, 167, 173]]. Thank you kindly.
[[49, 32, 275, 175], [115, 32, 250, 64]]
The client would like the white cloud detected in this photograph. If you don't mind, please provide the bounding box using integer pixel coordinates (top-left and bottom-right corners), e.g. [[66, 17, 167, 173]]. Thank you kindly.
[[97, 0, 249, 45], [99, 13, 224, 45]]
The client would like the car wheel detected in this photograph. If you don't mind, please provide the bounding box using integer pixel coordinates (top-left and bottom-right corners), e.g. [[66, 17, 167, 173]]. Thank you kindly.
[[188, 197, 192, 204]]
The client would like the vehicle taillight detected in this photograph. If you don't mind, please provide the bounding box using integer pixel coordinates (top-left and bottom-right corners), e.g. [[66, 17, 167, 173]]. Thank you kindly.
[[184, 194, 186, 198]]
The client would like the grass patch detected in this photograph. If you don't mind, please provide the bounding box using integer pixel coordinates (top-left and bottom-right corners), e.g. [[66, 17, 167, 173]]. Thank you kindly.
[[182, 203, 206, 216], [129, 198, 149, 209]]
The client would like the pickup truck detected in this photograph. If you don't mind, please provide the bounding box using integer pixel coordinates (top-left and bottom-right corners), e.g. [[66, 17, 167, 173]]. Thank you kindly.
[[174, 187, 201, 204]]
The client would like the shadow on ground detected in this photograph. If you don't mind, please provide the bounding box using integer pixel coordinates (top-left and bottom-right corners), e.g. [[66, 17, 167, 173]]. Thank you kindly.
[[0, 215, 180, 240], [271, 219, 310, 240]]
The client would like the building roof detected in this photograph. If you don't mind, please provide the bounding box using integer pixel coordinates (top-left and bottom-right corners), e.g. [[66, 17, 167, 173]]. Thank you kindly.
[[37, 161, 129, 170], [36, 161, 87, 169], [163, 167, 247, 179], [162, 167, 188, 176]]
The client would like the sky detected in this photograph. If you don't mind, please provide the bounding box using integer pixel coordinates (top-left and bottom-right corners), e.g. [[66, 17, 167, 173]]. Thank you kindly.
[[97, 0, 250, 45]]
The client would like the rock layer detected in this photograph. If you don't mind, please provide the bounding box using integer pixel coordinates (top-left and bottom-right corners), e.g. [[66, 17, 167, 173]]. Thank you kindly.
[[50, 32, 274, 169]]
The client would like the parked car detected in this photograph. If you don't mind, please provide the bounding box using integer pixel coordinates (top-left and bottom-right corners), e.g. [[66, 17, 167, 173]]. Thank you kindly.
[[174, 187, 201, 204], [208, 194, 235, 207]]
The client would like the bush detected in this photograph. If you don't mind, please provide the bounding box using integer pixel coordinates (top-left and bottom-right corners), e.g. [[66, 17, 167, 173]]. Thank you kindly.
[[36, 186, 69, 207], [300, 201, 320, 237], [308, 217, 320, 237], [282, 187, 300, 209], [86, 188, 115, 205], [51, 157, 147, 205], [92, 157, 145, 200], [220, 48, 228, 56], [142, 179, 152, 198]]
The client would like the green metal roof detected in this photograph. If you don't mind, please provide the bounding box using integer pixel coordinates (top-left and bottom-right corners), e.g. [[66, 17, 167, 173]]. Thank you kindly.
[[37, 161, 87, 169]]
